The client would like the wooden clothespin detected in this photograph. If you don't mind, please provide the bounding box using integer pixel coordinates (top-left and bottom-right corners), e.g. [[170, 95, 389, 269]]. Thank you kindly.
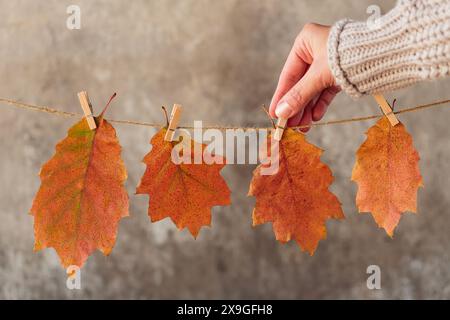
[[274, 118, 288, 141], [373, 94, 399, 126], [77, 91, 97, 130], [164, 104, 183, 142]]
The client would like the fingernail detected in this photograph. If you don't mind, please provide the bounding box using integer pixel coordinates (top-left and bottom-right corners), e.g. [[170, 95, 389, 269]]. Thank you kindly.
[[275, 102, 294, 118]]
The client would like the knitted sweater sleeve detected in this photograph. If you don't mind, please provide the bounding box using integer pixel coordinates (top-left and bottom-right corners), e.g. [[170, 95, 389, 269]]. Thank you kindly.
[[327, 0, 450, 99]]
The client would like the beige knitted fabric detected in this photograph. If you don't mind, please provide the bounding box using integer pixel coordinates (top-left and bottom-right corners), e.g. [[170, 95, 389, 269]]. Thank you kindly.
[[328, 0, 450, 99]]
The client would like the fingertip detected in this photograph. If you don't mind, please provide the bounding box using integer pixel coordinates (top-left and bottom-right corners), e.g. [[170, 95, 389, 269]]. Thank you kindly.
[[287, 110, 304, 127], [312, 106, 323, 122], [268, 104, 277, 118], [312, 86, 339, 121], [275, 101, 294, 119], [312, 98, 330, 122], [300, 117, 312, 132], [299, 112, 312, 133], [268, 96, 277, 118], [300, 126, 311, 133]]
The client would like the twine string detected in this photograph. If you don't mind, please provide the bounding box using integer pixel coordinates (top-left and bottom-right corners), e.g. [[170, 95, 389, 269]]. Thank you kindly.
[[0, 97, 449, 130]]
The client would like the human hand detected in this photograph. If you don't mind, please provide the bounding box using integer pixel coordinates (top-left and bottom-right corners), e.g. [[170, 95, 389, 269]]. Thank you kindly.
[[269, 23, 340, 132]]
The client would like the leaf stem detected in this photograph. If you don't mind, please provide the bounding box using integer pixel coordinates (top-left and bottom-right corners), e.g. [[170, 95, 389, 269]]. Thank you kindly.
[[98, 93, 118, 127], [100, 93, 117, 118]]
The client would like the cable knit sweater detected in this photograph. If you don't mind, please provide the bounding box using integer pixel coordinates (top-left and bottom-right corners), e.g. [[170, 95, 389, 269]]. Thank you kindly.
[[327, 0, 450, 99]]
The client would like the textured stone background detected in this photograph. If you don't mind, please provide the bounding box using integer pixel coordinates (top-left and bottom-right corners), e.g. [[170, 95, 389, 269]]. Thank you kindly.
[[0, 0, 449, 299]]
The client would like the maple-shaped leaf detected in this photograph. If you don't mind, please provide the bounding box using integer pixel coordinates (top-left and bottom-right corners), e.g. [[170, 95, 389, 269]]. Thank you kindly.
[[30, 95, 129, 268], [352, 117, 423, 236], [248, 128, 344, 254], [136, 129, 231, 237]]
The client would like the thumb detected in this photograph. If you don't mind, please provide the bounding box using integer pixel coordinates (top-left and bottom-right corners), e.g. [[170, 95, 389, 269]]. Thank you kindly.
[[275, 65, 324, 119]]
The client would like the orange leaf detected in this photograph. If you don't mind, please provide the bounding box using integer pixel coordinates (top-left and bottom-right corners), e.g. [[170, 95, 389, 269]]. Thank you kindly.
[[30, 110, 129, 268], [248, 129, 344, 254], [352, 117, 423, 236], [136, 129, 231, 237]]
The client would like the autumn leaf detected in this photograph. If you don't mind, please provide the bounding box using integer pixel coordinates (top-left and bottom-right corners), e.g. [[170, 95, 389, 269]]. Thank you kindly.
[[352, 117, 423, 236], [136, 129, 231, 237], [30, 95, 129, 268], [248, 128, 344, 254]]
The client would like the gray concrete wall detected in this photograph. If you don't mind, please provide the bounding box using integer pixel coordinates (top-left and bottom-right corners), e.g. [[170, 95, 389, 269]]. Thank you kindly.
[[0, 0, 449, 299]]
